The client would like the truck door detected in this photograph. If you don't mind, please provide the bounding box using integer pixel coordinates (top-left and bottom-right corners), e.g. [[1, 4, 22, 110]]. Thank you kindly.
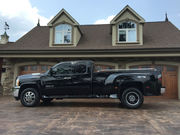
[[41, 61, 92, 96], [70, 62, 92, 95], [41, 62, 74, 95]]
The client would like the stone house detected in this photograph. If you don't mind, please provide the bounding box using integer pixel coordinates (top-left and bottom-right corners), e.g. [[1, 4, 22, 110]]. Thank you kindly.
[[0, 5, 180, 99]]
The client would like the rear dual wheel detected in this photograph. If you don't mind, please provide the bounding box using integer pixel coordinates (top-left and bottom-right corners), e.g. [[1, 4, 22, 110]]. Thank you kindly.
[[120, 88, 144, 109]]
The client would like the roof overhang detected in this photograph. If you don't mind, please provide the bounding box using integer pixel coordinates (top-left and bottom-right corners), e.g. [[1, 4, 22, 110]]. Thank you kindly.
[[1, 48, 180, 58]]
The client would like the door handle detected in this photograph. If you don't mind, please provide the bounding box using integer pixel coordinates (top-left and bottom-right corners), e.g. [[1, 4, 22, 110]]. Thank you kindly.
[[63, 77, 71, 80]]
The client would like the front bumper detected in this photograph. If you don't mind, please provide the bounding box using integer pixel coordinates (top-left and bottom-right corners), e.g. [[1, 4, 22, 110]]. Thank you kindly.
[[13, 86, 20, 98], [160, 87, 166, 94]]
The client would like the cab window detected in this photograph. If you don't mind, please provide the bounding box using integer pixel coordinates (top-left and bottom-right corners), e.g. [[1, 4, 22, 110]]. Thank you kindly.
[[53, 63, 74, 75], [53, 62, 87, 75], [73, 62, 87, 74]]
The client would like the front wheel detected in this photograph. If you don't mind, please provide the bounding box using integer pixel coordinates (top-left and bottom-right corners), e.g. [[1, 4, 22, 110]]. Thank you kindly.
[[20, 88, 40, 107], [121, 88, 144, 109]]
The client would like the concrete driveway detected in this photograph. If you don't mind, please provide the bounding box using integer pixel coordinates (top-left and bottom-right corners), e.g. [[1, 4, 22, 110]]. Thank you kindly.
[[0, 96, 180, 135]]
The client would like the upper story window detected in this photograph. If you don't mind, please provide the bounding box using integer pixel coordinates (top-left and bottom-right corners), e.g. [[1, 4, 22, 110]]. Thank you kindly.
[[118, 21, 137, 42], [54, 24, 72, 44]]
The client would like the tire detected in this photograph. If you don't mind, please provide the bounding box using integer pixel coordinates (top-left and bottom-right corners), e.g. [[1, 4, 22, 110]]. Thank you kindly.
[[42, 98, 53, 104], [20, 88, 40, 107], [121, 88, 144, 109]]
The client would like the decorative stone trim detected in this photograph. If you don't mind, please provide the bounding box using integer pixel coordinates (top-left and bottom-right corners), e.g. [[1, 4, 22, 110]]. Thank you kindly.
[[1, 59, 14, 95]]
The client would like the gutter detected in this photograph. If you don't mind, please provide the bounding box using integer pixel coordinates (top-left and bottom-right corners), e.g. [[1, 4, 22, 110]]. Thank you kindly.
[[1, 48, 180, 54]]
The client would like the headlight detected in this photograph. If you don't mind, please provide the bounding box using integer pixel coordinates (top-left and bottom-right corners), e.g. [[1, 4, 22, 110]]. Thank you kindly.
[[15, 78, 20, 86]]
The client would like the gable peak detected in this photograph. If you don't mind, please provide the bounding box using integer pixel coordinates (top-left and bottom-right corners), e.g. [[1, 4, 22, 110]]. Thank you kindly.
[[48, 8, 79, 26], [110, 5, 145, 24]]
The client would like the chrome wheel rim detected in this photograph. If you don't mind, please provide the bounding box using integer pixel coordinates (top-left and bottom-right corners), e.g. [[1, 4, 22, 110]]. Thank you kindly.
[[23, 91, 36, 105], [125, 92, 140, 106]]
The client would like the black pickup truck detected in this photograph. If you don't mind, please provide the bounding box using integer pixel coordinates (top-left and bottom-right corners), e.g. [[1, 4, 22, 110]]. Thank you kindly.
[[13, 60, 165, 109]]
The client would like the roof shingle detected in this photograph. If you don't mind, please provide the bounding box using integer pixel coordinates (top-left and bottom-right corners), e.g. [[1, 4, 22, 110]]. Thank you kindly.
[[0, 21, 180, 51]]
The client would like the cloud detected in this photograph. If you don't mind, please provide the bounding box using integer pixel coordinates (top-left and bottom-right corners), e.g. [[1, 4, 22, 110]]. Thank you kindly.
[[94, 15, 115, 24], [0, 0, 51, 41]]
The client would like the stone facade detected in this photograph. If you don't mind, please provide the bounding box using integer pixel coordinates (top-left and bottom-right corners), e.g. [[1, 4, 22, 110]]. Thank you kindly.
[[0, 85, 3, 95], [1, 59, 14, 95]]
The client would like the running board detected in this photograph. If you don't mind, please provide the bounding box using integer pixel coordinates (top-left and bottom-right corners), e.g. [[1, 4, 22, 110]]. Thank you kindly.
[[42, 94, 118, 99]]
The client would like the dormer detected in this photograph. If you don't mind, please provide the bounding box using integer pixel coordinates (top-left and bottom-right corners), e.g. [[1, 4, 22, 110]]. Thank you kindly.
[[48, 9, 82, 47], [110, 5, 145, 46]]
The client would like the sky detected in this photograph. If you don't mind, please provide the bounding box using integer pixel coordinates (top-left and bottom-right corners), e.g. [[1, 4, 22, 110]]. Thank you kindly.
[[0, 0, 180, 41]]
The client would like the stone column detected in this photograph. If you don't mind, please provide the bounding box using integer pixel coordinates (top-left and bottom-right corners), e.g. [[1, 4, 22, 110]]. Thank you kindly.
[[0, 85, 2, 95], [178, 65, 180, 100], [1, 59, 14, 95], [0, 58, 2, 95]]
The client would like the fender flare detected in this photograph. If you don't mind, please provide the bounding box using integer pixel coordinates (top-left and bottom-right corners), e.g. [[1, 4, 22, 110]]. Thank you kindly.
[[105, 73, 144, 93], [19, 82, 41, 98], [104, 73, 132, 85]]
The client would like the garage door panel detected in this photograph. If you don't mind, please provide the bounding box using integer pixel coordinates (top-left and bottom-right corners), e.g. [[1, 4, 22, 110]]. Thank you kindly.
[[20, 65, 51, 75], [130, 65, 178, 99], [94, 64, 115, 72]]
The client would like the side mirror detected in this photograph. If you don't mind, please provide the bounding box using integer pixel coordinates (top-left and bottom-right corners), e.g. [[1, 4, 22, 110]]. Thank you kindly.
[[49, 67, 57, 76]]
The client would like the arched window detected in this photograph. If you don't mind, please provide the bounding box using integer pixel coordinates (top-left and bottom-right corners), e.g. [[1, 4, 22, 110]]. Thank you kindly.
[[118, 21, 137, 42], [54, 24, 72, 44]]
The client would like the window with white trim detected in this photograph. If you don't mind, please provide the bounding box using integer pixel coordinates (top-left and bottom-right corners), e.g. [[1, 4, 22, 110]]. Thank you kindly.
[[118, 21, 137, 42], [54, 24, 72, 44]]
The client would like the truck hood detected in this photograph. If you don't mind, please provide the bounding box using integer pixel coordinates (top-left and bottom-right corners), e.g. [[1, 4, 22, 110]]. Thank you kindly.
[[18, 73, 42, 80]]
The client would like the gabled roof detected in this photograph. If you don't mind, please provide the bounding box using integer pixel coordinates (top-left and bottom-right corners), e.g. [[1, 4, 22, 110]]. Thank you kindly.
[[110, 5, 145, 24], [48, 8, 79, 26], [0, 21, 180, 52]]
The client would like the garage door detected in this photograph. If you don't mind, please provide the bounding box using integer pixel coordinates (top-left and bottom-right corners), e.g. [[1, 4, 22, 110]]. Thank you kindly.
[[20, 64, 116, 75], [20, 65, 52, 75], [94, 64, 115, 72], [130, 65, 178, 99]]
